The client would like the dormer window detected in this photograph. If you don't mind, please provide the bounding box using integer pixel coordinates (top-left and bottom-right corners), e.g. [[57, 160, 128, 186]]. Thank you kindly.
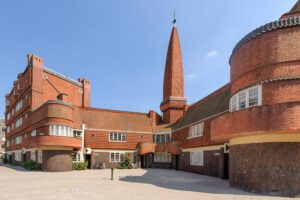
[[188, 123, 204, 138], [109, 133, 126, 142]]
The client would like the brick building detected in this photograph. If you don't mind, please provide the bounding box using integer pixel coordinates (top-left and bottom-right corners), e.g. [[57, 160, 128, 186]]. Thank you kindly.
[[0, 119, 5, 158], [4, 1, 300, 197]]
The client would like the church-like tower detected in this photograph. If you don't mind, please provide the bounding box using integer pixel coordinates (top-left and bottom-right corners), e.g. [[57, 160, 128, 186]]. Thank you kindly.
[[160, 23, 186, 124]]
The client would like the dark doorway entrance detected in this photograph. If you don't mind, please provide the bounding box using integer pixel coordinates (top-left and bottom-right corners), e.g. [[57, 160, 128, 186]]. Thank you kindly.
[[223, 153, 229, 179], [22, 153, 27, 163], [8, 155, 12, 164], [175, 155, 179, 170], [85, 154, 91, 169], [141, 155, 146, 168]]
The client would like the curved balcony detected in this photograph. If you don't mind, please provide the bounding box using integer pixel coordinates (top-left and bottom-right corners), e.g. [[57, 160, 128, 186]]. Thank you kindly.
[[36, 136, 81, 148], [211, 102, 300, 143]]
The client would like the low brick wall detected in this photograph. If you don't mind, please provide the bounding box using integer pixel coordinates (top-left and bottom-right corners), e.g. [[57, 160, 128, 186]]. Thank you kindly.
[[42, 150, 73, 172], [229, 142, 300, 197], [179, 148, 227, 179]]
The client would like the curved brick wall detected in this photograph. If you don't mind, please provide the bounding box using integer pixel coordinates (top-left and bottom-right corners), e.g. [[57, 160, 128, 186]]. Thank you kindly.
[[229, 142, 300, 197], [211, 102, 300, 143], [42, 150, 73, 172], [230, 25, 300, 93]]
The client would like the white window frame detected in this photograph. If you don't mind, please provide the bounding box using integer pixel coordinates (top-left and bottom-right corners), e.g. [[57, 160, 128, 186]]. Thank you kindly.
[[31, 151, 36, 161], [188, 123, 204, 139], [31, 130, 37, 137], [153, 134, 171, 143], [190, 151, 204, 166], [109, 152, 125, 163], [230, 85, 262, 112], [49, 125, 74, 137], [37, 151, 42, 163], [154, 152, 171, 163], [15, 135, 22, 144], [15, 151, 22, 162], [109, 133, 126, 142]]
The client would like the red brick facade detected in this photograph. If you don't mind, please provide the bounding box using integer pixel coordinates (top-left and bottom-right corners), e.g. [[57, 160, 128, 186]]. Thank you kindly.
[[4, 1, 300, 197]]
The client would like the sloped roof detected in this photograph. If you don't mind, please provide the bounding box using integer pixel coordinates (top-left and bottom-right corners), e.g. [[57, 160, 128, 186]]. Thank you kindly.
[[172, 84, 231, 130], [153, 123, 172, 133], [79, 108, 153, 132]]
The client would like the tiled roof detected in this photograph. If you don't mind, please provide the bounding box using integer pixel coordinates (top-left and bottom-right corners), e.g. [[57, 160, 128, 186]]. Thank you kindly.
[[172, 84, 231, 130], [153, 124, 172, 133], [79, 108, 153, 132]]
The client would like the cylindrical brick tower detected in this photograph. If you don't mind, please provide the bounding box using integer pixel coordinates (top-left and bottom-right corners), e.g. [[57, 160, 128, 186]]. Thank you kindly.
[[227, 1, 300, 197]]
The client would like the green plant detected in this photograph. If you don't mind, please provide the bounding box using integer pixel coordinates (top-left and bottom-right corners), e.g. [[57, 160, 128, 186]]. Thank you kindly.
[[23, 160, 42, 170], [3, 155, 8, 164], [119, 155, 132, 169], [72, 162, 87, 170]]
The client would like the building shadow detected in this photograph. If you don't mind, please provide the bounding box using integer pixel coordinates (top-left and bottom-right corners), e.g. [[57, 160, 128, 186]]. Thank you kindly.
[[0, 162, 37, 172], [119, 169, 259, 196]]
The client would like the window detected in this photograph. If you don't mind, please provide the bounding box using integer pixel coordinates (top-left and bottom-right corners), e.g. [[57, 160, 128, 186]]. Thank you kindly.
[[15, 117, 23, 128], [230, 85, 262, 112], [249, 87, 259, 106], [31, 151, 36, 161], [31, 130, 37, 137], [15, 136, 22, 144], [37, 151, 42, 163], [15, 151, 22, 162], [7, 112, 11, 120], [110, 152, 125, 163], [153, 134, 171, 143], [154, 153, 171, 163], [188, 123, 204, 138], [49, 125, 74, 137], [12, 108, 15, 116], [7, 126, 11, 133], [238, 91, 246, 109], [6, 140, 10, 147], [109, 133, 126, 142], [12, 123, 15, 130], [230, 96, 237, 112], [190, 151, 204, 166], [16, 100, 23, 112]]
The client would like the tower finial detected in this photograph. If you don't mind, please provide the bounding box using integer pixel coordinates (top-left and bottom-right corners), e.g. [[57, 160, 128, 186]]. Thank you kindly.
[[172, 10, 176, 25]]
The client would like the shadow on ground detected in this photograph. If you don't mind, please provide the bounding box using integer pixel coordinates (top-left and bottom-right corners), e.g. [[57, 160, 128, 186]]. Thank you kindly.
[[0, 162, 34, 172], [119, 169, 255, 196]]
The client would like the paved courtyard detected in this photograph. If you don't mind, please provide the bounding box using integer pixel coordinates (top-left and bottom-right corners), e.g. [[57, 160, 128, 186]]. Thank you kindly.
[[0, 162, 295, 200]]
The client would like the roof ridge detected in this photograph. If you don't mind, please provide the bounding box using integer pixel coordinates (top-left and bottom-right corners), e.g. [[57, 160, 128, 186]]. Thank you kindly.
[[188, 83, 231, 110], [79, 106, 150, 116]]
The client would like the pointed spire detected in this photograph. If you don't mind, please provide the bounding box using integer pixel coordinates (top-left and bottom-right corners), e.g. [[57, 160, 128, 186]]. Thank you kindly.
[[163, 25, 184, 100], [160, 22, 186, 124]]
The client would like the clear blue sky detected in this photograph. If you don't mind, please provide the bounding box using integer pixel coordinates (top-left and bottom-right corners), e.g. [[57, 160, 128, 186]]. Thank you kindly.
[[0, 0, 296, 117]]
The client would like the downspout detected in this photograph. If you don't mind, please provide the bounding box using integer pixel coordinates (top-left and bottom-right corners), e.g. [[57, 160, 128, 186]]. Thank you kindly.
[[80, 124, 86, 162]]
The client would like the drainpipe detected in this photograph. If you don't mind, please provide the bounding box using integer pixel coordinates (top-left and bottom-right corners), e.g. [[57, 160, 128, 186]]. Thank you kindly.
[[80, 124, 86, 162]]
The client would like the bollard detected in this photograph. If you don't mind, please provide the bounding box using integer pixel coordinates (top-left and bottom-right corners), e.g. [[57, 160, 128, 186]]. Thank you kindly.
[[111, 168, 114, 180]]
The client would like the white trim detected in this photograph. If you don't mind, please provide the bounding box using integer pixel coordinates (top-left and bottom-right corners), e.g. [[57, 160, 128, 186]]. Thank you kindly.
[[86, 128, 152, 134], [183, 145, 223, 152], [92, 149, 136, 153]]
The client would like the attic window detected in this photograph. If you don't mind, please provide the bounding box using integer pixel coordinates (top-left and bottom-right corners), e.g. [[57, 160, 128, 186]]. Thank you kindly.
[[188, 123, 204, 139]]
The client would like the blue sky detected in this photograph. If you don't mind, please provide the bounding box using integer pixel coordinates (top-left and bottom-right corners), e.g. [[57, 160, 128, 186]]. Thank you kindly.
[[0, 0, 296, 117]]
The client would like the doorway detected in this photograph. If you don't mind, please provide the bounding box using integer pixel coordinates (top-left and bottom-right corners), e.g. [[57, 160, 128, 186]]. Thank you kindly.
[[22, 153, 27, 163], [85, 154, 91, 169], [141, 155, 146, 168], [223, 153, 229, 179], [175, 155, 179, 170]]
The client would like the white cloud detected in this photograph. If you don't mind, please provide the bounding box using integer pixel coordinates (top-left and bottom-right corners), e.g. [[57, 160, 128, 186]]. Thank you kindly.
[[186, 73, 196, 80], [206, 50, 219, 58]]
